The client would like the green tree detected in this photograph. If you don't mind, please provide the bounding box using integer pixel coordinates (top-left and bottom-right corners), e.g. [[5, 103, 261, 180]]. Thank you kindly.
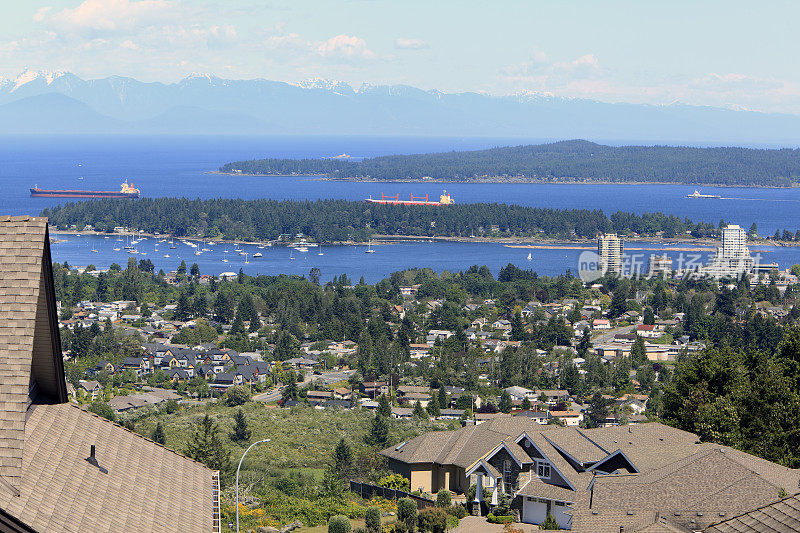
[[417, 507, 446, 533], [541, 513, 560, 530], [397, 498, 418, 532], [185, 414, 231, 476], [498, 390, 513, 413], [521, 396, 532, 410], [630, 335, 647, 369], [426, 397, 441, 418], [435, 490, 451, 508], [412, 400, 428, 420], [333, 438, 355, 480], [365, 413, 389, 446], [225, 385, 251, 406], [377, 394, 392, 418], [437, 387, 449, 409], [151, 421, 166, 445], [229, 408, 252, 442], [88, 401, 116, 422]]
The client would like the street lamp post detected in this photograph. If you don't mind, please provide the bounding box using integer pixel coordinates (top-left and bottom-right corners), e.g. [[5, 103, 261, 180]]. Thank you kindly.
[[236, 438, 270, 533]]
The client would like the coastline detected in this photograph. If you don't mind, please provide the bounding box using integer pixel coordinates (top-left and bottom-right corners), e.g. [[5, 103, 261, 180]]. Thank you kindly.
[[208, 171, 797, 188], [50, 228, 800, 249]]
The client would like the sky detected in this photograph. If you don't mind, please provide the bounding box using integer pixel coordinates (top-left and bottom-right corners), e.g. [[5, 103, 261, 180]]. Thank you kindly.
[[1, 0, 800, 114]]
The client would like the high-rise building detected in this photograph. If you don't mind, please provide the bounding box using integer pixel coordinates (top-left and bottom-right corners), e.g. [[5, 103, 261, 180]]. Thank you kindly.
[[648, 254, 672, 278], [598, 233, 623, 273], [701, 224, 754, 278], [721, 224, 749, 259]]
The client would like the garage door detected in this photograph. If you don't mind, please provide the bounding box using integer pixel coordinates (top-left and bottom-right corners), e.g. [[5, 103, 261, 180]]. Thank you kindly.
[[521, 498, 547, 525]]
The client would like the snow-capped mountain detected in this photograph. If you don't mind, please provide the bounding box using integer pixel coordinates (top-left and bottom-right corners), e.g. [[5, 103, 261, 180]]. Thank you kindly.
[[0, 70, 798, 144]]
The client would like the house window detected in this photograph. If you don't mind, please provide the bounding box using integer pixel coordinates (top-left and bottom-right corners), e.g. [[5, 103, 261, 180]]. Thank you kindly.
[[503, 460, 513, 490], [537, 461, 551, 479]]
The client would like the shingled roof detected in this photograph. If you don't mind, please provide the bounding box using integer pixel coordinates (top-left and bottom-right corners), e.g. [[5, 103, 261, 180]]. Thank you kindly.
[[0, 216, 217, 532], [705, 494, 800, 532]]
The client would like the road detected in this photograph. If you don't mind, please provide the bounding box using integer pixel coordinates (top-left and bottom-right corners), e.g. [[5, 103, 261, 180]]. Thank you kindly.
[[592, 324, 635, 345]]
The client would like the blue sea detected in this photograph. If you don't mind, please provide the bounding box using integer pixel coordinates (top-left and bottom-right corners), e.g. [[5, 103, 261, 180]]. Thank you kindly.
[[3, 135, 799, 282]]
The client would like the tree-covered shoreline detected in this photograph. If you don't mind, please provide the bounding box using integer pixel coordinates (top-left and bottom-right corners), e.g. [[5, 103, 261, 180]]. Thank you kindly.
[[38, 197, 783, 243], [219, 139, 800, 187]]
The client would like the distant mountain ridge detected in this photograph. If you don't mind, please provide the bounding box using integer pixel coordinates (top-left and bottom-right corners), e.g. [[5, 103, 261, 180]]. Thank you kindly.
[[220, 139, 800, 187], [1, 69, 800, 143]]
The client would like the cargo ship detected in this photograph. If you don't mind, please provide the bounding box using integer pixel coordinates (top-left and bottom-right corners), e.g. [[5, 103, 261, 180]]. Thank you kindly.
[[365, 191, 454, 206], [30, 180, 140, 199]]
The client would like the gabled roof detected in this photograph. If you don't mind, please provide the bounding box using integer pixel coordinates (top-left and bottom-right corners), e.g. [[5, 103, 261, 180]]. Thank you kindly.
[[0, 216, 216, 532], [0, 217, 66, 489]]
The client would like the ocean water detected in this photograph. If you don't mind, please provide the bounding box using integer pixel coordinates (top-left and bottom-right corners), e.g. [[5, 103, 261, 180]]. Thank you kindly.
[[3, 135, 800, 280]]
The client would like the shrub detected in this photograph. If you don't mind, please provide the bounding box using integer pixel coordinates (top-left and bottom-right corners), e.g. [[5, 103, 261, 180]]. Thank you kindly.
[[541, 513, 560, 530], [88, 401, 116, 422], [328, 514, 352, 533], [397, 498, 417, 531], [378, 473, 411, 492], [446, 515, 460, 530], [447, 505, 468, 519], [364, 507, 381, 532], [225, 385, 251, 406], [487, 513, 514, 524], [435, 490, 451, 508], [417, 507, 447, 533]]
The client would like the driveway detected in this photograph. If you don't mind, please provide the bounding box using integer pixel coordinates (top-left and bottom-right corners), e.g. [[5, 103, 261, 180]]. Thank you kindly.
[[451, 516, 540, 532]]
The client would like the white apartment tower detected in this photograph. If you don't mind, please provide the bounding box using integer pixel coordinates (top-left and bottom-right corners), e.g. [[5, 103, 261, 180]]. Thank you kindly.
[[598, 233, 623, 273], [721, 224, 749, 259]]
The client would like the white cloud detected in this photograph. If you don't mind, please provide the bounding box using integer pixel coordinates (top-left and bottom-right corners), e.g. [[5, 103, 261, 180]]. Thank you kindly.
[[315, 34, 375, 60], [394, 38, 427, 50], [44, 0, 177, 36], [33, 7, 53, 23]]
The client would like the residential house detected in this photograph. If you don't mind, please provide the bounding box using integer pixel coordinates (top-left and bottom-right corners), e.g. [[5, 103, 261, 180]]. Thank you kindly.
[[381, 417, 800, 531], [78, 380, 103, 401], [360, 381, 389, 399]]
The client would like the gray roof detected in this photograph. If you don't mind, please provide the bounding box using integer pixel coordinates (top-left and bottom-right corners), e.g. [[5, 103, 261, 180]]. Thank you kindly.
[[706, 493, 800, 532], [0, 216, 216, 532]]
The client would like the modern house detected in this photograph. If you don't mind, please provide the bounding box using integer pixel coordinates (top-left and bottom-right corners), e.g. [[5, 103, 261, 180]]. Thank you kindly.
[[380, 416, 800, 531], [0, 216, 219, 532]]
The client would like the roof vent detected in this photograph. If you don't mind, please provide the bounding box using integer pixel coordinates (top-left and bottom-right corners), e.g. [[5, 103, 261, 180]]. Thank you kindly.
[[697, 512, 703, 517], [395, 441, 407, 451], [626, 510, 634, 516], [674, 512, 681, 516], [86, 445, 108, 474], [591, 511, 599, 515], [659, 437, 664, 441], [718, 512, 725, 517]]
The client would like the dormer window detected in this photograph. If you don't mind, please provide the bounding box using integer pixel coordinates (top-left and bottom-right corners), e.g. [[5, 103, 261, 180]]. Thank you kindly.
[[537, 461, 551, 479]]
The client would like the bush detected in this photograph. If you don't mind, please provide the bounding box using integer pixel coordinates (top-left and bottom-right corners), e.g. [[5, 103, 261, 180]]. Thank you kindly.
[[541, 513, 560, 530], [447, 505, 468, 519], [487, 513, 514, 524], [225, 385, 251, 406], [417, 507, 447, 533], [88, 401, 116, 422], [365, 507, 381, 532], [328, 514, 352, 533], [446, 515, 460, 530], [378, 473, 411, 492], [397, 498, 417, 531], [435, 490, 451, 508]]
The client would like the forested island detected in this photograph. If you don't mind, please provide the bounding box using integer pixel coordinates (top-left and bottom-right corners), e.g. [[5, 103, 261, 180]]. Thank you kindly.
[[219, 140, 800, 187], [41, 197, 800, 242]]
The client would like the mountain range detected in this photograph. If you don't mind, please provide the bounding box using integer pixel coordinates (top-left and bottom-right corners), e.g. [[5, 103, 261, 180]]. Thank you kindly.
[[2, 69, 800, 144]]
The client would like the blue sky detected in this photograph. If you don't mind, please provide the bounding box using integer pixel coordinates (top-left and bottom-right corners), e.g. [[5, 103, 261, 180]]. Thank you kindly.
[[2, 0, 799, 113]]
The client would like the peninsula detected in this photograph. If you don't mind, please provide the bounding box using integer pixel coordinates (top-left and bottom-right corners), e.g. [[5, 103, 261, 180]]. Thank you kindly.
[[219, 139, 800, 187]]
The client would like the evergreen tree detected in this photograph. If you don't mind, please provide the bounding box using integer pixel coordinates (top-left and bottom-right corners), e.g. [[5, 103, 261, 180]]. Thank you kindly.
[[185, 414, 231, 476], [437, 387, 449, 410], [151, 421, 166, 445], [213, 292, 234, 323], [630, 335, 647, 369], [521, 396, 532, 410], [333, 438, 355, 480], [176, 291, 192, 320], [577, 328, 592, 358], [229, 408, 252, 442], [365, 414, 389, 446], [412, 400, 427, 419], [190, 262, 200, 278], [498, 390, 513, 413], [377, 394, 392, 418], [426, 396, 441, 418], [643, 307, 655, 325]]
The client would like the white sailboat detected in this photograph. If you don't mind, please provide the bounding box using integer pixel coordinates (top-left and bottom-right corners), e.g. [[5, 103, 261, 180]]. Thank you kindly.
[[527, 252, 532, 261], [365, 240, 375, 253]]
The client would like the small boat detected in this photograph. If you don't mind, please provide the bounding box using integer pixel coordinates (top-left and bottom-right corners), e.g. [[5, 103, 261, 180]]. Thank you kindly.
[[129, 249, 138, 254], [289, 250, 295, 260], [202, 248, 211, 252], [195, 251, 201, 256], [91, 248, 99, 253], [253, 252, 262, 258], [365, 240, 375, 254], [318, 246, 324, 256], [527, 252, 532, 261], [238, 251, 246, 256], [113, 247, 120, 251], [296, 246, 309, 253], [164, 254, 170, 258], [222, 259, 228, 263]]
